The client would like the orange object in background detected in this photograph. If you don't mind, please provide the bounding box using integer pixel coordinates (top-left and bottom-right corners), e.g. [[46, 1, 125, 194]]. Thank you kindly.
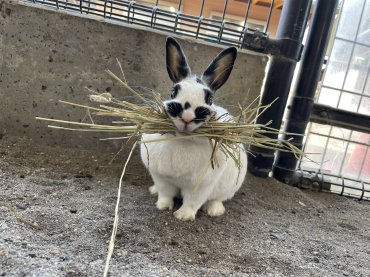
[[344, 133, 370, 180]]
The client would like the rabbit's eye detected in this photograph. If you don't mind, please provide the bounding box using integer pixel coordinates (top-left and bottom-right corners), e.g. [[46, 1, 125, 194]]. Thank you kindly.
[[204, 89, 213, 105], [170, 84, 181, 99]]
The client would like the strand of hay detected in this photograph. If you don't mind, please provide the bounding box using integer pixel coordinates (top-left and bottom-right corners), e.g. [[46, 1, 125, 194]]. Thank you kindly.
[[0, 199, 41, 230], [103, 141, 137, 277]]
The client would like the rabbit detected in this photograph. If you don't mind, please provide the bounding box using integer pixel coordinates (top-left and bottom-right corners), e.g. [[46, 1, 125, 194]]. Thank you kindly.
[[140, 37, 247, 221]]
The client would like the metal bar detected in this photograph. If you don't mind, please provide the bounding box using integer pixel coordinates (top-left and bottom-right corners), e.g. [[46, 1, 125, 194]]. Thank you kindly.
[[297, 121, 313, 170], [195, 0, 206, 39], [298, 169, 370, 201], [109, 0, 113, 18], [337, 139, 350, 178], [221, 0, 228, 21], [244, 0, 252, 25], [334, 36, 370, 48], [199, 0, 205, 17], [247, 0, 312, 178], [174, 0, 182, 32], [321, 85, 370, 99], [358, 147, 370, 180], [24, 0, 273, 51], [239, 0, 253, 43], [309, 131, 370, 147], [218, 0, 228, 42], [103, 0, 107, 17], [272, 0, 340, 183], [265, 0, 274, 32], [310, 104, 370, 134]]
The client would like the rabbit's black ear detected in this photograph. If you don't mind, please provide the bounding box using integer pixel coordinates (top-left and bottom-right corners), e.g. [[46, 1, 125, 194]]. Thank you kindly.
[[202, 47, 237, 91], [166, 37, 191, 83]]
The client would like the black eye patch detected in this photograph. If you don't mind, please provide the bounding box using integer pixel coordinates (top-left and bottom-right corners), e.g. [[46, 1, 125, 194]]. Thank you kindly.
[[204, 89, 213, 105], [166, 102, 183, 117], [194, 107, 211, 123], [170, 84, 181, 99]]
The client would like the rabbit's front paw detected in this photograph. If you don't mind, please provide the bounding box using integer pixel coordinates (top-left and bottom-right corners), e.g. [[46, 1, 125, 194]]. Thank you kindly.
[[149, 185, 158, 196], [156, 198, 174, 210], [205, 200, 225, 217], [174, 206, 196, 221]]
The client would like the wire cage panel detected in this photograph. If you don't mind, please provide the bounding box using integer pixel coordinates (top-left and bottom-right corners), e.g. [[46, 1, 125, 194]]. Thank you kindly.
[[22, 0, 282, 49], [299, 0, 370, 200], [301, 123, 370, 191]]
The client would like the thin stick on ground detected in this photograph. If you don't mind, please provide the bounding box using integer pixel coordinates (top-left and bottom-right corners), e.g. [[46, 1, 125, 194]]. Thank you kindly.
[[103, 141, 137, 277], [0, 199, 41, 230]]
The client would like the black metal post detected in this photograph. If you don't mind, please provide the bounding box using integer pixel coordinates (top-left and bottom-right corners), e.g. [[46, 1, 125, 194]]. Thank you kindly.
[[310, 104, 370, 134], [247, 0, 312, 177], [273, 0, 339, 184]]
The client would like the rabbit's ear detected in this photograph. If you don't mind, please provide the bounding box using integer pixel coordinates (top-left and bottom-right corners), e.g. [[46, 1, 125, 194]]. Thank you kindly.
[[166, 37, 191, 83], [202, 47, 237, 91]]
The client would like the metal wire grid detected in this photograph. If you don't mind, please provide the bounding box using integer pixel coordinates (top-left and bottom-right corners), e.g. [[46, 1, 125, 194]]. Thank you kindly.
[[299, 0, 370, 200], [22, 0, 277, 48], [300, 123, 370, 200]]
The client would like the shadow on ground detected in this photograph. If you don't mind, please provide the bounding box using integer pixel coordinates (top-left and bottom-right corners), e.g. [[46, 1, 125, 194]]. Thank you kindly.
[[1, 136, 369, 276]]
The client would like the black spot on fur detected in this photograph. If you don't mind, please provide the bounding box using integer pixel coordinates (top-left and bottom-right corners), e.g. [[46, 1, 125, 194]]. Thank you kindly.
[[177, 61, 190, 81], [204, 89, 213, 105], [194, 107, 211, 123], [171, 84, 181, 99], [184, 102, 191, 109], [166, 102, 183, 117]]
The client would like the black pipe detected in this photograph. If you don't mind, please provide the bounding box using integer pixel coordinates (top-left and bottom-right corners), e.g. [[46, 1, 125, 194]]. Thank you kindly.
[[310, 103, 370, 134], [247, 0, 312, 177], [273, 0, 339, 184]]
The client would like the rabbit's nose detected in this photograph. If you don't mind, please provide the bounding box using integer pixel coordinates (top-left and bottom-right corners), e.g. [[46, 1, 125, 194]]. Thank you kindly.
[[182, 110, 194, 123], [182, 119, 191, 124]]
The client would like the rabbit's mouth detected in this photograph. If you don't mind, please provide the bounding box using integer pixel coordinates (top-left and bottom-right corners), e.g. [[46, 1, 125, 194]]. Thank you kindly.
[[175, 131, 192, 137]]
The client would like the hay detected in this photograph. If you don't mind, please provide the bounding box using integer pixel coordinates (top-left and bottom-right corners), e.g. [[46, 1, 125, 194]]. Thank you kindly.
[[0, 199, 41, 230], [103, 141, 137, 277], [36, 67, 303, 170]]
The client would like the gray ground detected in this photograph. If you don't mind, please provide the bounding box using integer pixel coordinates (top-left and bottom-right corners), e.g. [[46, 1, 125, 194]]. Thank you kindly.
[[1, 135, 370, 277]]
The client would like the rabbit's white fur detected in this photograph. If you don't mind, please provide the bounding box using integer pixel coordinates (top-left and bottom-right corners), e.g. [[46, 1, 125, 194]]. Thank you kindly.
[[140, 37, 247, 221]]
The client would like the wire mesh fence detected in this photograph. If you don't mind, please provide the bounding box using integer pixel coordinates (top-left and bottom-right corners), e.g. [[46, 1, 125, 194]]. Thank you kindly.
[[299, 0, 370, 200], [22, 0, 282, 48]]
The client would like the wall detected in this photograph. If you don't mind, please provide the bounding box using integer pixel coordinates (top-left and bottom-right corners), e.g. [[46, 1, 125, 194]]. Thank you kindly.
[[0, 0, 267, 151]]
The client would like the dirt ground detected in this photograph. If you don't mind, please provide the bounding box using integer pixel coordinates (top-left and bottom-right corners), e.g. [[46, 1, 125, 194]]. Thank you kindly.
[[1, 135, 370, 277]]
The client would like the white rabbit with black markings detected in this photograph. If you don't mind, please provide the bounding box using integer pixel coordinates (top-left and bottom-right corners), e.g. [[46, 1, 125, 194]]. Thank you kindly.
[[140, 37, 247, 221]]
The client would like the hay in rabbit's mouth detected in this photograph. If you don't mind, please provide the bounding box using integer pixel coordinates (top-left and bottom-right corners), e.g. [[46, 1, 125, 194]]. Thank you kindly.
[[36, 66, 304, 170]]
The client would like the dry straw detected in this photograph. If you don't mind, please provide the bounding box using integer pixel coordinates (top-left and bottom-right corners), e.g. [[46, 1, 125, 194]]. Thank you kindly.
[[37, 66, 303, 169], [36, 61, 305, 276]]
